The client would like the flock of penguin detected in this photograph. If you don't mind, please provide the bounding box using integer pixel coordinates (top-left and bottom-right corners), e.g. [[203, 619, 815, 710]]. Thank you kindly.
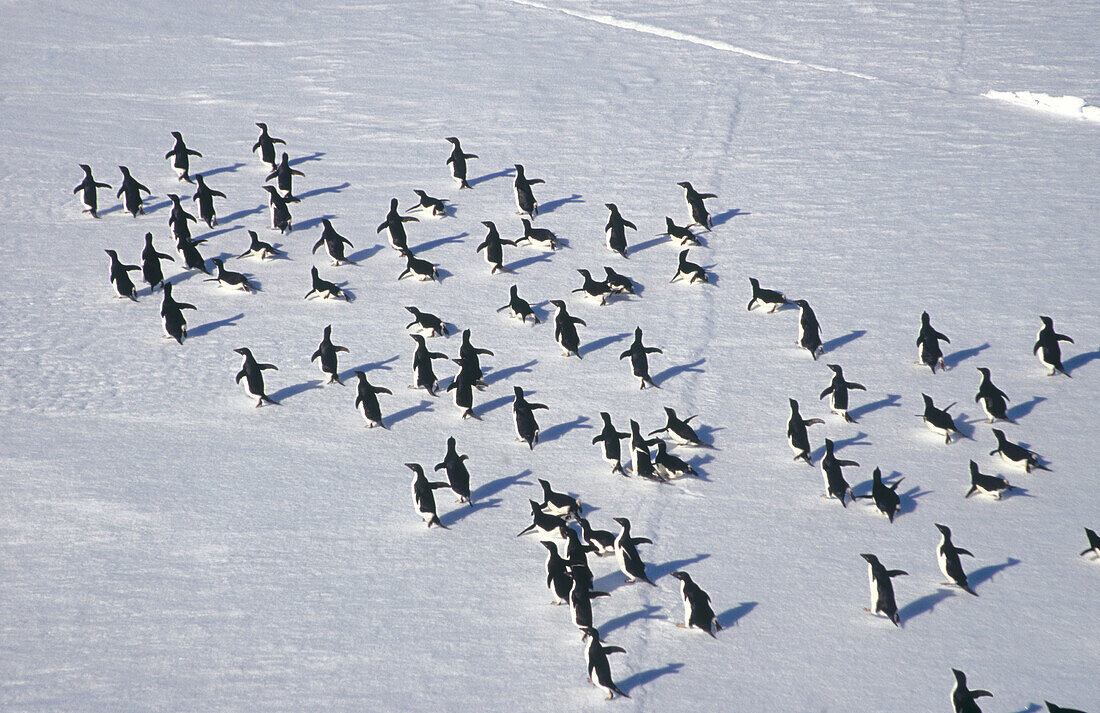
[[76, 124, 1095, 710]]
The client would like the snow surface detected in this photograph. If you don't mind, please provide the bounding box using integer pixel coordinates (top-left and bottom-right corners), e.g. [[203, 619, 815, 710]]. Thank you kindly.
[[984, 91, 1100, 123], [2, 1, 1098, 711]]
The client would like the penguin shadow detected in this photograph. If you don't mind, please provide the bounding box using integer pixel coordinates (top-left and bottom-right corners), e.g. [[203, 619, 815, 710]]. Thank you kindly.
[[539, 415, 592, 443], [699, 264, 721, 286], [505, 252, 554, 273], [341, 354, 399, 381], [822, 329, 867, 355], [166, 269, 204, 287], [189, 312, 245, 338], [474, 394, 515, 418], [898, 483, 934, 517], [471, 470, 535, 502], [1065, 346, 1100, 375], [483, 359, 538, 386], [983, 484, 1033, 501], [413, 232, 467, 253], [294, 214, 337, 232], [846, 393, 902, 422], [948, 412, 979, 441], [710, 208, 750, 226], [717, 601, 758, 628], [810, 431, 871, 461], [296, 182, 351, 200], [387, 399, 435, 427], [434, 268, 454, 283], [467, 166, 514, 188], [599, 604, 664, 635], [1008, 704, 1043, 713], [619, 662, 685, 694], [944, 342, 990, 369], [1005, 395, 1045, 422], [439, 498, 503, 527], [579, 331, 631, 358], [218, 204, 267, 224], [143, 198, 173, 214], [198, 224, 244, 242], [897, 588, 955, 623], [653, 357, 706, 387], [649, 553, 711, 582], [968, 557, 1021, 590], [680, 453, 716, 481], [197, 162, 246, 179], [690, 424, 723, 449], [268, 379, 323, 403], [630, 235, 671, 254], [288, 151, 325, 167], [346, 244, 385, 263], [538, 193, 584, 215], [98, 203, 126, 217]]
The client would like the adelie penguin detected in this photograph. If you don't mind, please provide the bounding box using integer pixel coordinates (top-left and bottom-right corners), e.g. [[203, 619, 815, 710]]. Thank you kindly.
[[654, 440, 697, 479], [74, 164, 111, 218], [512, 163, 544, 218], [629, 419, 664, 481], [603, 267, 636, 295], [312, 218, 356, 266], [354, 371, 392, 428], [141, 233, 174, 292], [649, 406, 711, 447], [747, 277, 789, 313], [965, 460, 1015, 500], [458, 329, 493, 387], [405, 306, 449, 336], [204, 258, 256, 292], [819, 438, 861, 506], [434, 436, 473, 505], [191, 174, 225, 228], [167, 194, 198, 244], [549, 300, 585, 358], [117, 166, 150, 217], [1044, 703, 1090, 713], [517, 218, 561, 250], [160, 283, 195, 344], [794, 300, 824, 359], [105, 249, 140, 301], [603, 203, 636, 258], [974, 367, 1014, 423], [512, 386, 548, 449], [516, 499, 568, 541], [476, 221, 516, 274], [397, 248, 437, 281], [787, 398, 824, 465], [165, 131, 202, 183], [577, 516, 616, 556], [541, 541, 572, 604], [262, 185, 295, 234], [869, 467, 903, 522], [406, 463, 450, 529], [497, 284, 540, 324], [613, 517, 656, 586], [410, 334, 448, 396], [572, 269, 612, 305], [311, 325, 350, 385], [670, 571, 720, 637], [989, 428, 1049, 472], [304, 266, 350, 301], [819, 364, 866, 423], [265, 152, 303, 197], [253, 122, 286, 170], [1034, 316, 1074, 376], [920, 393, 961, 444], [860, 554, 907, 627], [677, 181, 717, 230], [916, 311, 950, 373], [670, 249, 708, 284], [662, 217, 701, 247], [377, 197, 418, 251], [444, 137, 477, 189], [580, 627, 629, 700], [592, 412, 629, 475], [538, 479, 581, 520], [619, 327, 662, 389], [571, 574, 612, 638], [935, 523, 977, 596], [408, 189, 447, 218], [1079, 528, 1100, 559], [951, 669, 993, 713], [238, 230, 284, 261], [446, 360, 480, 420], [234, 347, 278, 407]]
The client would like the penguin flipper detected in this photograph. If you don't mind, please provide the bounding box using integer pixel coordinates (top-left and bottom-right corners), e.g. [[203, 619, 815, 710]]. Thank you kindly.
[[955, 547, 974, 557], [631, 537, 653, 546], [603, 645, 626, 655], [972, 690, 993, 699], [235, 370, 246, 383]]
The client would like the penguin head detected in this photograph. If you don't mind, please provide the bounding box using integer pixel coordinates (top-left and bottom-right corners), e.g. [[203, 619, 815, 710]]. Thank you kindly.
[[263, 185, 278, 195], [859, 553, 881, 567], [389, 197, 399, 210], [612, 517, 630, 530], [629, 419, 641, 434], [951, 669, 967, 686], [871, 467, 883, 483], [508, 284, 519, 297], [826, 363, 842, 374], [599, 411, 613, 426], [521, 218, 533, 230], [119, 165, 131, 175], [577, 269, 591, 279], [445, 136, 459, 145], [514, 164, 525, 174], [678, 248, 690, 261], [794, 299, 810, 309], [513, 385, 525, 398], [310, 266, 320, 277], [538, 478, 552, 492], [935, 523, 952, 537], [461, 328, 472, 344], [163, 283, 173, 297], [1039, 315, 1054, 327], [605, 203, 617, 211], [665, 217, 676, 229], [669, 571, 691, 584], [676, 181, 692, 191], [654, 439, 667, 455], [211, 258, 224, 268], [991, 428, 1006, 443], [410, 334, 426, 348], [404, 463, 424, 477], [233, 347, 253, 358], [527, 499, 541, 513], [921, 311, 931, 325], [79, 163, 93, 174], [413, 189, 426, 198], [446, 435, 457, 450], [167, 193, 181, 204], [580, 625, 602, 642], [921, 393, 934, 408], [321, 218, 332, 228], [633, 326, 643, 340], [549, 299, 565, 310], [171, 131, 182, 140], [976, 366, 991, 377], [823, 438, 835, 453], [663, 406, 677, 418], [480, 220, 496, 230], [404, 306, 421, 316], [968, 460, 981, 478], [104, 249, 118, 259], [748, 277, 760, 289], [354, 370, 367, 381], [195, 174, 206, 185], [540, 541, 559, 556], [256, 122, 268, 130], [322, 325, 332, 337], [248, 229, 259, 240]]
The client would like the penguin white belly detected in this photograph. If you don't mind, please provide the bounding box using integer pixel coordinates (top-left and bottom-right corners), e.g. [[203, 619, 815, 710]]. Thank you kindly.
[[924, 419, 949, 438], [937, 545, 950, 580], [868, 567, 880, 612], [997, 452, 1028, 470]]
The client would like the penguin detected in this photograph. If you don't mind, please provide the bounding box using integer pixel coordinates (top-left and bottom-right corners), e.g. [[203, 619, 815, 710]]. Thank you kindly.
[[989, 428, 1049, 472], [859, 554, 907, 626], [572, 269, 612, 305], [1044, 703, 1089, 713], [405, 306, 449, 337], [516, 499, 568, 540], [951, 669, 993, 713], [541, 541, 572, 604], [311, 325, 350, 385], [160, 283, 195, 344], [538, 479, 581, 520], [165, 131, 202, 182], [662, 217, 700, 246], [649, 406, 710, 447], [140, 233, 174, 292], [434, 436, 472, 505], [512, 386, 548, 449], [935, 524, 977, 596], [204, 258, 256, 292], [618, 327, 663, 389], [794, 300, 824, 359], [234, 347, 278, 406], [105, 249, 140, 301], [570, 576, 611, 640], [408, 189, 448, 217], [747, 277, 789, 313], [517, 218, 561, 250], [965, 460, 1015, 500], [1079, 528, 1100, 559], [819, 364, 866, 423], [397, 248, 437, 281], [677, 181, 717, 230], [458, 329, 493, 387], [1034, 316, 1074, 376], [378, 198, 418, 251], [654, 440, 698, 479], [604, 203, 636, 258], [410, 334, 449, 396], [174, 234, 209, 274], [916, 311, 950, 373], [304, 266, 349, 301], [592, 412, 629, 475], [580, 627, 629, 700], [670, 571, 721, 636], [74, 164, 111, 218], [191, 174, 225, 228], [613, 517, 656, 585], [117, 166, 151, 217], [563, 532, 600, 584], [869, 467, 903, 522], [513, 164, 544, 218], [265, 152, 304, 197], [262, 185, 294, 234], [445, 360, 480, 420], [497, 284, 540, 324], [820, 438, 861, 506], [787, 398, 824, 465], [629, 420, 664, 481], [603, 267, 636, 295], [476, 221, 516, 274], [406, 463, 450, 529], [669, 249, 708, 284], [238, 230, 284, 260], [549, 300, 585, 358], [974, 367, 1014, 423], [444, 137, 478, 189], [354, 371, 392, 428], [312, 218, 356, 266], [253, 122, 285, 169], [920, 394, 961, 444], [167, 194, 198, 244], [577, 517, 616, 556]]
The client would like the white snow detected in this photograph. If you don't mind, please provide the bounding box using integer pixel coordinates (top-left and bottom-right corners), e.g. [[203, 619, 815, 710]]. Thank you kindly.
[[985, 90, 1100, 123], [1, 1, 1098, 711]]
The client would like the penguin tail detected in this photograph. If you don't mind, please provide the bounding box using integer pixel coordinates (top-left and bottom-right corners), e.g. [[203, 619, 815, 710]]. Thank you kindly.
[[961, 583, 978, 596], [611, 685, 629, 699], [429, 515, 448, 529]]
